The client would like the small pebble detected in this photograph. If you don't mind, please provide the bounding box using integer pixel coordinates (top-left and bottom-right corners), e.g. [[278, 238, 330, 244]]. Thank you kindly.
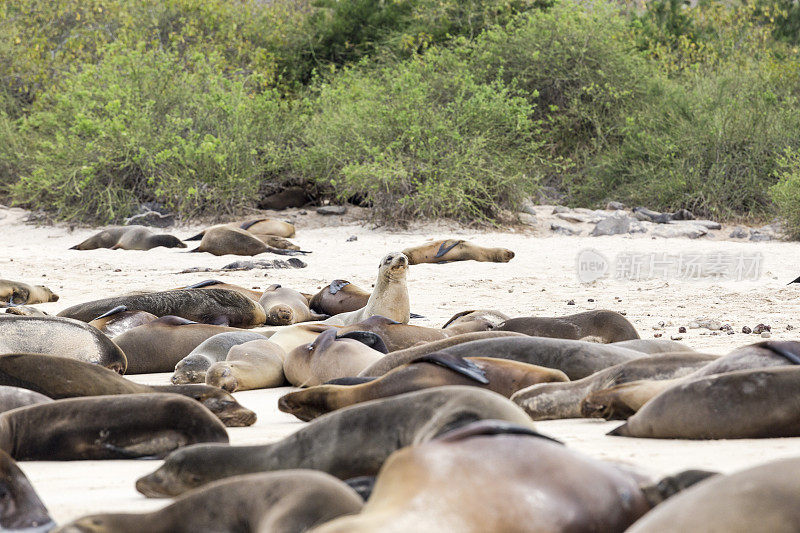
[[742, 326, 752, 334], [587, 298, 594, 302], [678, 326, 687, 333], [761, 331, 771, 338], [346, 235, 357, 242], [567, 300, 575, 305], [113, 269, 121, 273], [653, 333, 663, 338], [753, 323, 771, 334], [787, 325, 795, 331], [670, 335, 683, 341]]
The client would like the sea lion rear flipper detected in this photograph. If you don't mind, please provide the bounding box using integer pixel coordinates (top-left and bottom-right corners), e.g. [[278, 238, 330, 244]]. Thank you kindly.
[[410, 312, 425, 319], [412, 352, 489, 384], [434, 419, 563, 445], [324, 376, 377, 386], [789, 276, 800, 284], [441, 310, 476, 329], [91, 305, 129, 321], [607, 423, 631, 436], [184, 232, 204, 241], [329, 280, 350, 295], [434, 240, 463, 259], [640, 470, 719, 506], [182, 280, 222, 289], [337, 331, 389, 354], [344, 476, 376, 501]]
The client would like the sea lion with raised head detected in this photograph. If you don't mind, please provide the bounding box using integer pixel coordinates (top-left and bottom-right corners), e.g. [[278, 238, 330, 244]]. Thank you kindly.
[[177, 280, 263, 301], [135, 386, 535, 497], [335, 316, 493, 352], [0, 315, 127, 373], [260, 284, 328, 326], [59, 288, 266, 327], [0, 393, 228, 460], [0, 279, 59, 306], [57, 470, 361, 533], [309, 280, 370, 316], [401, 240, 514, 265], [496, 310, 639, 343], [0, 449, 54, 532], [279, 354, 568, 421], [88, 306, 158, 337], [284, 329, 386, 387], [172, 331, 267, 384], [206, 339, 287, 392], [324, 253, 410, 326], [70, 226, 186, 251]]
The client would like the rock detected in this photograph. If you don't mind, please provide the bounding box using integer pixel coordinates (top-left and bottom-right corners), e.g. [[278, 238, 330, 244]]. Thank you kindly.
[[653, 333, 663, 338], [761, 331, 772, 338], [670, 335, 683, 341], [652, 224, 708, 239], [628, 220, 648, 233], [346, 235, 357, 242], [520, 199, 538, 216], [742, 326, 752, 334], [678, 326, 687, 333], [519, 213, 538, 226], [749, 225, 780, 242], [124, 210, 175, 228], [671, 219, 720, 230], [567, 299, 575, 305], [671, 209, 694, 220], [729, 226, 748, 239], [317, 206, 347, 216], [552, 206, 570, 214], [606, 201, 625, 211], [587, 298, 595, 302], [550, 221, 581, 236], [753, 323, 771, 334], [590, 213, 633, 236], [258, 186, 309, 210], [689, 318, 722, 331]]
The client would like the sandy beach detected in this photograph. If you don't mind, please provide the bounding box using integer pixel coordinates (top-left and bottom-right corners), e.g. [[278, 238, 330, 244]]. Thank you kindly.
[[2, 204, 800, 525]]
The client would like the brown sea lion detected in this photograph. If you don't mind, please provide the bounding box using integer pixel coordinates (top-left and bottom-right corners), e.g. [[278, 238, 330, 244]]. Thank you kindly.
[[88, 306, 158, 337], [334, 316, 491, 352], [0, 385, 52, 413], [284, 329, 386, 387], [279, 353, 568, 421], [172, 331, 267, 384], [135, 386, 535, 497], [442, 309, 510, 329], [401, 239, 514, 265], [611, 338, 693, 354], [239, 218, 296, 238], [324, 253, 410, 326], [189, 225, 276, 256], [253, 234, 300, 250], [0, 353, 256, 427], [0, 449, 54, 532], [57, 470, 361, 533], [3, 305, 49, 317], [258, 186, 310, 210], [59, 288, 267, 327], [260, 284, 328, 326], [511, 352, 717, 420], [0, 315, 127, 373], [177, 279, 263, 301], [309, 280, 370, 316], [609, 367, 800, 439], [0, 393, 228, 460], [206, 339, 287, 392], [0, 279, 59, 306], [266, 323, 339, 354], [496, 310, 639, 343], [70, 226, 186, 250]]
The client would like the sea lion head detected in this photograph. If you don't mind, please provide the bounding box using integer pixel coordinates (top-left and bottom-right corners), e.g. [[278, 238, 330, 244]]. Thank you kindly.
[[148, 235, 188, 249], [0, 450, 54, 532], [640, 469, 719, 506], [379, 252, 408, 281], [135, 444, 229, 498], [33, 285, 59, 302], [494, 248, 515, 262]]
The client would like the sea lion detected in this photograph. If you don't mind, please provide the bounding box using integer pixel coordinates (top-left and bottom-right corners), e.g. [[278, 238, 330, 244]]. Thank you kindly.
[[496, 310, 639, 343], [609, 367, 800, 439], [284, 329, 385, 387], [267, 323, 338, 354], [188, 225, 298, 256], [185, 219, 296, 240], [0, 393, 228, 460], [0, 315, 127, 373], [360, 336, 648, 379], [611, 338, 693, 354], [260, 284, 327, 326], [112, 317, 241, 374], [0, 385, 52, 413], [0, 449, 54, 532], [88, 306, 157, 337], [511, 352, 717, 420], [0, 279, 59, 306], [206, 339, 287, 392], [334, 315, 493, 352], [177, 279, 262, 301], [253, 234, 300, 250], [626, 457, 800, 532], [258, 186, 310, 210], [279, 354, 568, 421], [401, 240, 514, 265], [324, 253, 410, 326], [70, 226, 186, 250], [312, 420, 654, 533], [442, 309, 510, 329], [57, 470, 361, 533], [172, 331, 267, 384], [59, 288, 267, 327], [135, 386, 535, 497], [3, 305, 49, 317], [309, 280, 370, 316], [0, 353, 256, 426]]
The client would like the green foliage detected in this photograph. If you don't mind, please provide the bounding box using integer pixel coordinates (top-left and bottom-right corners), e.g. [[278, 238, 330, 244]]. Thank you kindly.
[[770, 148, 800, 238]]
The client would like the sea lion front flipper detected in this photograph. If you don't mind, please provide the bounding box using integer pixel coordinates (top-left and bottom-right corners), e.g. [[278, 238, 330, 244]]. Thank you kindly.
[[433, 419, 563, 444], [329, 280, 350, 295], [240, 219, 268, 231], [411, 352, 489, 384], [337, 331, 389, 354], [91, 305, 129, 321], [209, 316, 231, 327], [182, 280, 223, 289], [434, 239, 463, 259], [410, 312, 425, 319], [345, 476, 376, 501]]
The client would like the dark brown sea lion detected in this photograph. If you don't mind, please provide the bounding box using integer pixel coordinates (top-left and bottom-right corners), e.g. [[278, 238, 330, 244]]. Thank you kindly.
[[0, 385, 52, 413], [253, 234, 300, 250], [178, 279, 262, 301], [56, 470, 361, 533], [70, 226, 186, 250], [189, 225, 301, 256], [258, 185, 310, 210], [401, 240, 514, 265], [206, 339, 287, 392], [284, 329, 385, 387], [185, 219, 296, 241], [0, 315, 127, 373], [0, 393, 228, 460], [0, 279, 59, 306], [58, 288, 267, 327], [309, 280, 370, 316], [260, 284, 328, 326], [0, 449, 54, 532], [611, 338, 693, 354], [171, 331, 267, 384], [335, 316, 493, 352], [496, 310, 639, 343], [279, 354, 568, 421], [88, 306, 157, 337], [135, 386, 535, 497]]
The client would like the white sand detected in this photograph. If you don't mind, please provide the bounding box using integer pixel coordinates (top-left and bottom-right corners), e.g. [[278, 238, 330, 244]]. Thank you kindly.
[[1, 205, 799, 525]]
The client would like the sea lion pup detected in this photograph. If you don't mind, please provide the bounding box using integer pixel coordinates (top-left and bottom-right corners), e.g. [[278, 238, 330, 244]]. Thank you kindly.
[[310, 280, 371, 316], [88, 306, 157, 337], [442, 309, 509, 329], [3, 305, 49, 317], [611, 338, 693, 354], [511, 352, 717, 420], [609, 366, 800, 439], [177, 279, 263, 301], [188, 225, 301, 256], [135, 386, 535, 497], [360, 335, 647, 379], [206, 339, 287, 392], [324, 253, 410, 326], [0, 353, 256, 427], [284, 329, 386, 387], [334, 316, 492, 352], [581, 340, 800, 420], [260, 284, 328, 326], [57, 470, 361, 533], [0, 393, 228, 460], [0, 279, 59, 306], [70, 226, 186, 251], [495, 310, 639, 343], [0, 449, 55, 533], [185, 218, 296, 240], [627, 457, 800, 532], [172, 331, 267, 384], [311, 420, 665, 533], [401, 239, 515, 265], [279, 354, 568, 421], [59, 288, 267, 327], [0, 315, 127, 373], [0, 385, 52, 413]]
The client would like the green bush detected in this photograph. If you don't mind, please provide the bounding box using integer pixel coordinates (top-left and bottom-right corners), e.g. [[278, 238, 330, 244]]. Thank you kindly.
[[770, 148, 800, 238]]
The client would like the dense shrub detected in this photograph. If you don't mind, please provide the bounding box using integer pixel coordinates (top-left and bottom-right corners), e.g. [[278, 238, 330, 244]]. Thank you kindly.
[[770, 149, 800, 238]]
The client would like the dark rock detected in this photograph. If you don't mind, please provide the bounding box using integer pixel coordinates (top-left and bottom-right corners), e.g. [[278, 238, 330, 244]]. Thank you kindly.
[[124, 210, 175, 228], [753, 323, 771, 334], [347, 235, 358, 242], [741, 326, 752, 334], [729, 227, 748, 239], [317, 206, 347, 216], [550, 221, 581, 236], [678, 326, 687, 333], [591, 213, 633, 236], [567, 299, 575, 305], [606, 201, 625, 211]]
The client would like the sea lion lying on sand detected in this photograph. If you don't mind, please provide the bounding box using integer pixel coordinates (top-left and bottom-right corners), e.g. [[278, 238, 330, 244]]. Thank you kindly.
[[70, 226, 186, 250], [401, 240, 514, 265]]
